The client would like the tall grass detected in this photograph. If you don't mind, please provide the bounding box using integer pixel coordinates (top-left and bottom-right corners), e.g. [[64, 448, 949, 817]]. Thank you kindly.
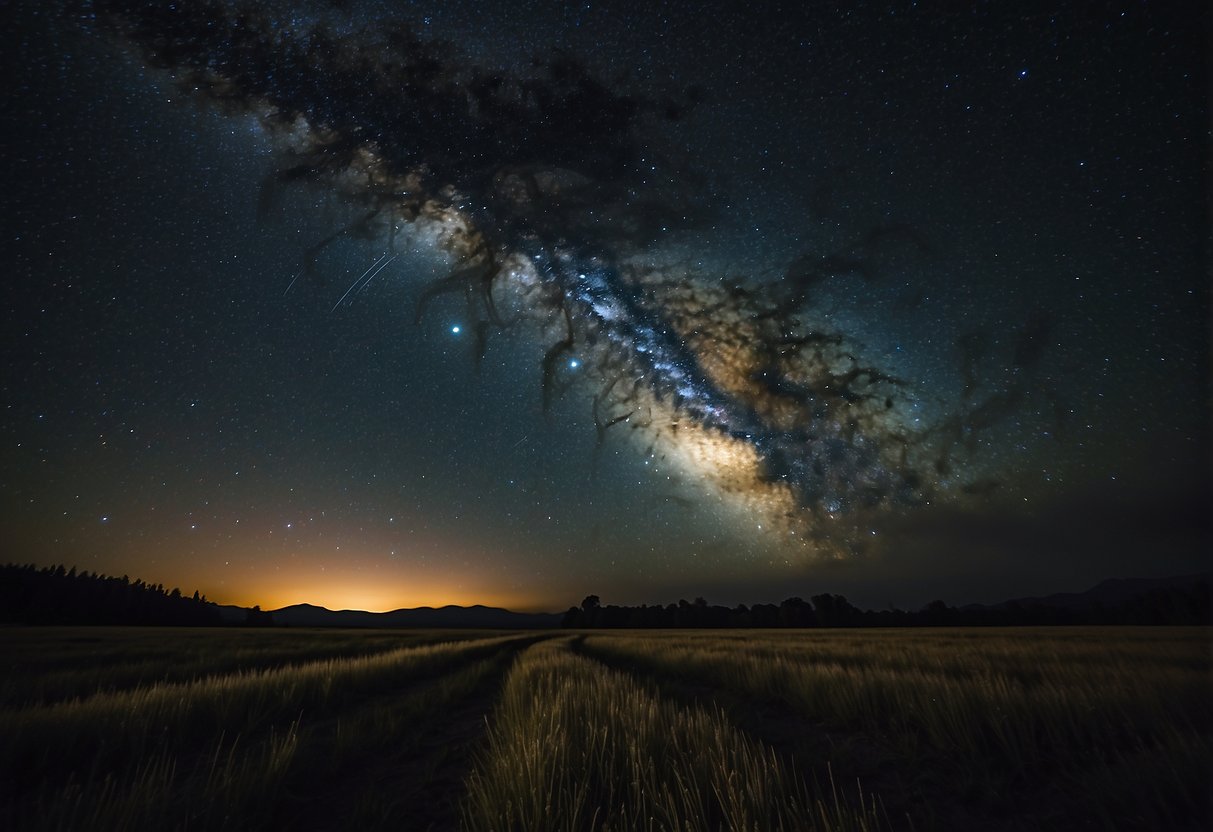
[[22, 648, 521, 831], [461, 638, 884, 832], [578, 627, 1212, 828], [1, 635, 530, 830], [6, 627, 1206, 830], [30, 717, 302, 832], [0, 626, 491, 707], [3, 635, 521, 770]]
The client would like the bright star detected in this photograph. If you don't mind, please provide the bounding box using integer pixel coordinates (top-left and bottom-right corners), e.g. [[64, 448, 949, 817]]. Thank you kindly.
[[451, 325, 461, 334]]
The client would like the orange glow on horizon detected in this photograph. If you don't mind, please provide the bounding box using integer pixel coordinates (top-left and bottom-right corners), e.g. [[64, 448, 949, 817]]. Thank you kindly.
[[75, 540, 571, 615], [201, 575, 556, 614]]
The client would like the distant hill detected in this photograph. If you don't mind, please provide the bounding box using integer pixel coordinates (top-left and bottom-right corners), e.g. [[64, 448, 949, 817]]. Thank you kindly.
[[267, 603, 561, 629], [961, 573, 1211, 613]]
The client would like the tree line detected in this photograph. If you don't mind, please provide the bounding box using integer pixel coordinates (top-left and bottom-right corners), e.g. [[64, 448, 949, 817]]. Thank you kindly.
[[0, 563, 223, 626], [561, 583, 1210, 629]]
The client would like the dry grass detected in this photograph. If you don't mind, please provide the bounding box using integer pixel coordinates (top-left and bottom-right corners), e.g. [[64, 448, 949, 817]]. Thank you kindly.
[[578, 627, 1212, 829], [461, 638, 884, 832], [3, 626, 1207, 831], [1, 634, 528, 831], [0, 626, 491, 707]]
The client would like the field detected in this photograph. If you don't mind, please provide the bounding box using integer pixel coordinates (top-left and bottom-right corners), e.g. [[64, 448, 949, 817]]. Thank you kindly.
[[0, 627, 1208, 830]]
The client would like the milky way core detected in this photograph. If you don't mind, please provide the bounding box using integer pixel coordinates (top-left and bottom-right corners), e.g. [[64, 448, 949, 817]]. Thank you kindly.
[[85, 0, 1072, 559]]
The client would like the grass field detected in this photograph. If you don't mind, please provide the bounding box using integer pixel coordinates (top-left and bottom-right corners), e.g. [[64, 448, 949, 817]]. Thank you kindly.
[[0, 627, 1208, 830]]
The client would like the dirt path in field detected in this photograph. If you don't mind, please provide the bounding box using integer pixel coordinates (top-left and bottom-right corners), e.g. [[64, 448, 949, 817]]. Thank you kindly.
[[569, 636, 1030, 832], [271, 636, 548, 832]]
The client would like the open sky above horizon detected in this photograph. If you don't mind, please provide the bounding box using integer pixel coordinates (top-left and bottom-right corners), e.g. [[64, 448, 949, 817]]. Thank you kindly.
[[4, 1, 1209, 613]]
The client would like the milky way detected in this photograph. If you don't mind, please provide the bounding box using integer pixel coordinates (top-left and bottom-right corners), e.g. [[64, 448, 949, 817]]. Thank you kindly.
[[92, 0, 1056, 553]]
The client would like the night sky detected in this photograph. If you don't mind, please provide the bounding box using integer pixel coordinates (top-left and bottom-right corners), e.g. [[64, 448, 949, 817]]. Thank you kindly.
[[4, 1, 1209, 613]]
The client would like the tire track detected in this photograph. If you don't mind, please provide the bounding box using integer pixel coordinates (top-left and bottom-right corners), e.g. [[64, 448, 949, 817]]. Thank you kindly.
[[272, 635, 549, 832]]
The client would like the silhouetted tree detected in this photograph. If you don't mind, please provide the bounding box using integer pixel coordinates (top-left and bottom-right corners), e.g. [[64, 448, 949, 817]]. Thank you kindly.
[[812, 593, 860, 627], [578, 595, 601, 626], [779, 597, 814, 627], [244, 604, 275, 627]]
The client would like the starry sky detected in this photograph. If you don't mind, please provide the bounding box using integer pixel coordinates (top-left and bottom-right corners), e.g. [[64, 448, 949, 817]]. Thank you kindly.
[[3, 1, 1209, 613]]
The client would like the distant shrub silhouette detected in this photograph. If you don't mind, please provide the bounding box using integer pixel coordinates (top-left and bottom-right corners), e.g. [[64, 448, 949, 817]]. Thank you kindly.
[[559, 576, 1210, 628]]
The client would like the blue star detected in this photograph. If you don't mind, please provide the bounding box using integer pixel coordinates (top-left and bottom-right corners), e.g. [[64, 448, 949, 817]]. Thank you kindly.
[[451, 325, 461, 335]]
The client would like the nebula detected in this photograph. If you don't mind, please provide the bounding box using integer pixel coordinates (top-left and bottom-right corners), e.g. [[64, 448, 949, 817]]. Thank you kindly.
[[91, 0, 1048, 554]]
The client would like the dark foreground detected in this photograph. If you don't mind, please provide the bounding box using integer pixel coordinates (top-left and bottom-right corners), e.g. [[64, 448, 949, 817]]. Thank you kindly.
[[1, 626, 1208, 830]]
